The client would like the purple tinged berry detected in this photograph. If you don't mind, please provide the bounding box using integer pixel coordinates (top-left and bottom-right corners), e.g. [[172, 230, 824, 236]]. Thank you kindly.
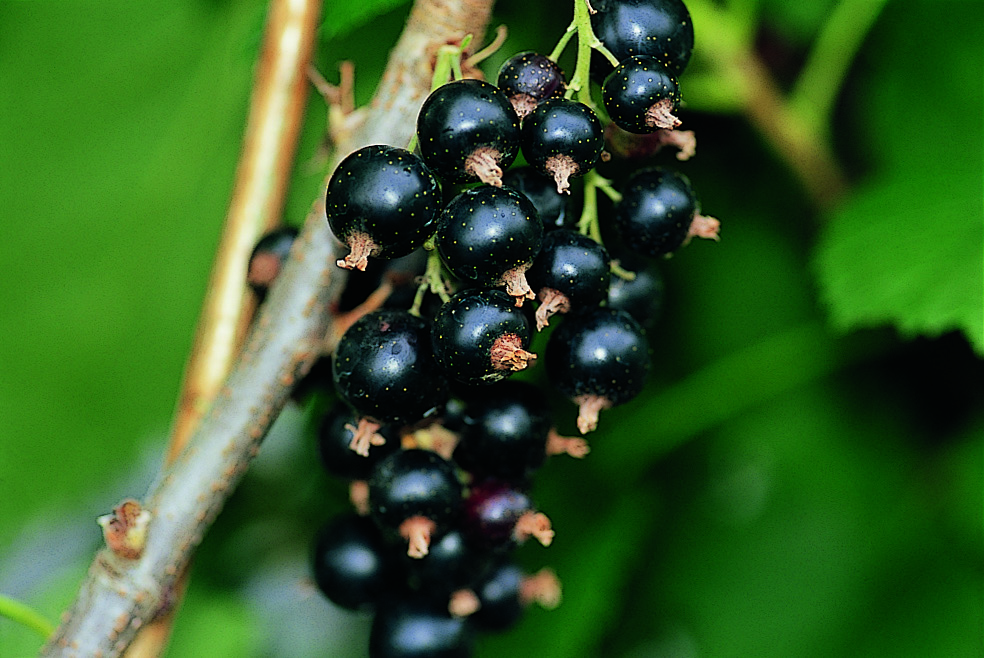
[[496, 51, 566, 119]]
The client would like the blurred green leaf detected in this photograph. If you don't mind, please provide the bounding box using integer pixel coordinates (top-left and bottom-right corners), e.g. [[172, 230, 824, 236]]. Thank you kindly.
[[321, 0, 411, 41], [813, 2, 984, 353]]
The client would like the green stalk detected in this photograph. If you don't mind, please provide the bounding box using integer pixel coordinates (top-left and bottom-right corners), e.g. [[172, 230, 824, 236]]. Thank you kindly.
[[0, 593, 55, 641]]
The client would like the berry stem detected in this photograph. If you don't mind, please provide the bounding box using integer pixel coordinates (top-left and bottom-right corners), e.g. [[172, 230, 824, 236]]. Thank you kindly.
[[410, 248, 452, 316], [407, 34, 474, 153], [562, 0, 620, 105], [577, 169, 605, 243], [0, 593, 55, 641]]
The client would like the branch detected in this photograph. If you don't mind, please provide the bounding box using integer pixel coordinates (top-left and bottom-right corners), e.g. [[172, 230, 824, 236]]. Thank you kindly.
[[41, 1, 495, 655]]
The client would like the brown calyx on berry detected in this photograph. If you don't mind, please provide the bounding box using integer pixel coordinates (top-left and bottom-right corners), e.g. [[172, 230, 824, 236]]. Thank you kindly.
[[490, 333, 536, 372], [544, 153, 579, 195], [464, 146, 505, 187], [247, 252, 282, 290], [520, 567, 562, 609], [514, 511, 554, 547], [400, 515, 436, 559], [659, 128, 696, 160], [535, 287, 572, 330], [345, 418, 387, 457], [683, 214, 721, 245], [448, 589, 481, 617], [98, 499, 151, 560], [645, 98, 681, 130], [545, 428, 590, 458], [337, 232, 377, 271], [573, 394, 612, 434], [405, 423, 460, 461], [509, 93, 539, 119], [349, 480, 370, 516], [605, 124, 695, 161], [498, 263, 535, 306]]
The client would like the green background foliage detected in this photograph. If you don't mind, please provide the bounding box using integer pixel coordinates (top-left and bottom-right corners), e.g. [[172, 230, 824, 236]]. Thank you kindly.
[[0, 0, 981, 656]]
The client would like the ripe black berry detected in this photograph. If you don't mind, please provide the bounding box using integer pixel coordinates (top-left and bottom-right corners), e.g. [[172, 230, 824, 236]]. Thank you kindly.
[[399, 528, 492, 607], [333, 310, 449, 456], [603, 55, 681, 133], [416, 79, 520, 187], [452, 381, 551, 483], [546, 307, 651, 433], [247, 226, 298, 296], [431, 289, 536, 386], [326, 145, 442, 271], [370, 595, 474, 658], [471, 564, 562, 631], [369, 448, 463, 558], [591, 0, 695, 79], [312, 514, 395, 611], [502, 166, 573, 231], [521, 98, 604, 194], [613, 167, 719, 258], [606, 263, 664, 329], [527, 229, 611, 330], [435, 186, 543, 304], [317, 402, 401, 481], [462, 479, 554, 551], [496, 51, 566, 119]]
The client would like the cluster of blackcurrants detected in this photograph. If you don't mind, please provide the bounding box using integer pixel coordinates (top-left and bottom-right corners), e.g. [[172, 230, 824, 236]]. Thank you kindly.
[[247, 1, 716, 655]]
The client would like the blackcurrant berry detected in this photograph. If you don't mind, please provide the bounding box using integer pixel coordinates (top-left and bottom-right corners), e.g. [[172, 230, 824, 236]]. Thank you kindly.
[[603, 55, 681, 133], [317, 402, 401, 481], [613, 167, 719, 258], [326, 145, 442, 271], [370, 595, 474, 658], [471, 564, 561, 631], [502, 166, 573, 231], [247, 226, 298, 296], [545, 307, 651, 433], [399, 528, 492, 603], [606, 263, 664, 329], [527, 229, 611, 330], [462, 479, 554, 552], [416, 79, 520, 187], [590, 0, 695, 79], [311, 514, 395, 611], [452, 381, 551, 483], [435, 186, 543, 305], [333, 310, 450, 456], [521, 98, 604, 194], [496, 51, 566, 119], [368, 448, 463, 558], [431, 289, 536, 386]]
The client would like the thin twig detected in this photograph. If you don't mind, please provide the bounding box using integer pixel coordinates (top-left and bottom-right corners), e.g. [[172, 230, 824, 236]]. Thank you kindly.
[[41, 0, 495, 655]]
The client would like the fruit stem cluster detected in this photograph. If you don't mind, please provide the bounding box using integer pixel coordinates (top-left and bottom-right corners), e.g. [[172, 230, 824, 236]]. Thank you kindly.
[[407, 34, 474, 153], [550, 0, 619, 106]]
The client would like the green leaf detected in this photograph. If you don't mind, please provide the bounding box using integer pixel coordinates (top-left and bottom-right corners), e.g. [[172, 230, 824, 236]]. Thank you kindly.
[[321, 0, 411, 42], [813, 2, 984, 353], [814, 171, 983, 353]]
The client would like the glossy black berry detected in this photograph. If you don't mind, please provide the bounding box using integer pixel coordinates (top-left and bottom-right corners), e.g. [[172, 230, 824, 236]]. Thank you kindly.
[[435, 186, 543, 304], [469, 562, 525, 631], [613, 167, 719, 258], [603, 55, 681, 133], [606, 263, 664, 329], [496, 51, 566, 119], [452, 381, 551, 483], [317, 402, 401, 481], [326, 145, 442, 271], [462, 479, 553, 552], [247, 226, 298, 296], [527, 229, 611, 330], [370, 595, 474, 658], [312, 514, 395, 611], [502, 166, 573, 231], [546, 307, 651, 433], [431, 289, 536, 386], [333, 311, 449, 455], [521, 98, 604, 194], [416, 79, 520, 186], [399, 528, 492, 599], [590, 0, 695, 79], [368, 449, 463, 558]]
